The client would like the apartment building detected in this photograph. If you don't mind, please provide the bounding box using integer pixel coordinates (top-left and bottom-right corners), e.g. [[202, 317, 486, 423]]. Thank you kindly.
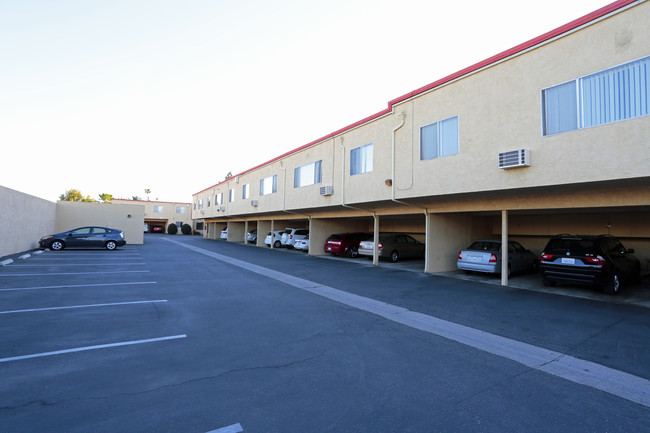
[[192, 0, 650, 278], [113, 199, 192, 233]]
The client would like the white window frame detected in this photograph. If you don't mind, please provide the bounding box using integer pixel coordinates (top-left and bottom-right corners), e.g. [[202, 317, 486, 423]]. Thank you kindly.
[[260, 174, 278, 195], [215, 193, 223, 206], [542, 55, 650, 136], [242, 184, 250, 199], [176, 207, 185, 214], [294, 160, 322, 188], [420, 116, 459, 160], [229, 189, 235, 203], [350, 143, 373, 176]]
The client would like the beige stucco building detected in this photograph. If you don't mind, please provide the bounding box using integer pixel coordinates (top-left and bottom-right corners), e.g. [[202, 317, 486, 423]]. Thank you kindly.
[[113, 199, 192, 232], [192, 1, 650, 282]]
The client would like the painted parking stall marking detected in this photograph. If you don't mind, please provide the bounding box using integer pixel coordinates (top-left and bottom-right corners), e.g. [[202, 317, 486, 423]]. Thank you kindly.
[[164, 238, 650, 409], [0, 335, 187, 364], [0, 299, 167, 315], [206, 423, 244, 433], [0, 281, 157, 292]]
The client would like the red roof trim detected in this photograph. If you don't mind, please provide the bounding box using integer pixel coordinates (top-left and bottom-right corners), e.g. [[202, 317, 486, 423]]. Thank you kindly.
[[193, 0, 636, 197], [113, 199, 191, 205]]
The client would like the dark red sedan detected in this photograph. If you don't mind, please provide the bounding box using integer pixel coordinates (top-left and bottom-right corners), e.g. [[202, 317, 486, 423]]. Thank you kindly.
[[324, 232, 371, 258]]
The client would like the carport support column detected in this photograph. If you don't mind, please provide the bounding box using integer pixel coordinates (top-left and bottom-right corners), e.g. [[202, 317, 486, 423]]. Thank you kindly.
[[244, 221, 249, 244], [501, 210, 508, 286], [373, 215, 379, 266], [270, 220, 275, 249]]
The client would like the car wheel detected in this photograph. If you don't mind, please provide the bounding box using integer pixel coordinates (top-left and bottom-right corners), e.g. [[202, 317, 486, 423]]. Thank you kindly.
[[603, 272, 620, 295], [273, 240, 282, 248], [105, 240, 117, 251], [346, 246, 358, 258], [531, 260, 540, 273], [50, 240, 64, 251], [390, 250, 399, 263]]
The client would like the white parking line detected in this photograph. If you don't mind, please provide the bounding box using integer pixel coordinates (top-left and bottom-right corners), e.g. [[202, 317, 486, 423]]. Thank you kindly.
[[206, 423, 244, 433], [9, 263, 147, 267], [0, 334, 187, 363], [0, 299, 167, 315], [0, 281, 157, 292], [165, 238, 650, 409], [0, 270, 150, 277]]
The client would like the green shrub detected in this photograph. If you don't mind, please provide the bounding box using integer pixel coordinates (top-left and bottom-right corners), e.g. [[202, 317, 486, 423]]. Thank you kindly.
[[167, 224, 178, 235], [181, 223, 192, 235]]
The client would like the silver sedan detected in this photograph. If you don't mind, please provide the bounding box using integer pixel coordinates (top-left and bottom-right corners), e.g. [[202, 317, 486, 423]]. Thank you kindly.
[[457, 240, 538, 275]]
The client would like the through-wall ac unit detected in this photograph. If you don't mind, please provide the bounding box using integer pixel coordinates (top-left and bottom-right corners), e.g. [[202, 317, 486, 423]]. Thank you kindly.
[[320, 185, 333, 196], [200, 210, 205, 214], [219, 206, 226, 211], [251, 200, 258, 207], [498, 149, 530, 169]]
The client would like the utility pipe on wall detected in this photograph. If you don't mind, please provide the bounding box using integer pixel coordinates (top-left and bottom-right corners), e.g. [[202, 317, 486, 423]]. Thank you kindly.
[[338, 138, 379, 266], [390, 112, 430, 273]]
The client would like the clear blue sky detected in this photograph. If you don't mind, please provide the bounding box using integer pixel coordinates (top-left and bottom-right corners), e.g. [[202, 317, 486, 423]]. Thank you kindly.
[[0, 0, 613, 202]]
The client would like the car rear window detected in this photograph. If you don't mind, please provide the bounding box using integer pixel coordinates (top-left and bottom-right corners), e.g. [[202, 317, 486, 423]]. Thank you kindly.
[[468, 241, 501, 251], [295, 229, 308, 235], [328, 234, 342, 240], [545, 239, 600, 256]]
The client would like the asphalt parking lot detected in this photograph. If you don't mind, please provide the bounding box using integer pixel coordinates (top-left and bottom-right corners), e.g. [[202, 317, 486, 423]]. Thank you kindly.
[[1, 235, 649, 432]]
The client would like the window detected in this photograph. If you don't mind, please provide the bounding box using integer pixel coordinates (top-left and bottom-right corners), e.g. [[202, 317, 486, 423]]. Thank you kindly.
[[543, 56, 650, 135], [215, 193, 223, 206], [350, 143, 373, 175], [153, 205, 163, 213], [242, 184, 250, 199], [542, 81, 578, 135], [193, 202, 196, 210], [207, 196, 211, 207], [176, 207, 185, 214], [198, 199, 204, 210], [260, 174, 278, 195], [420, 116, 459, 160], [294, 161, 322, 188], [229, 189, 234, 202]]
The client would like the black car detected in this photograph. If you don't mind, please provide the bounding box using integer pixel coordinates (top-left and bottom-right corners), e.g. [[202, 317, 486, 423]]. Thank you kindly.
[[540, 234, 640, 295], [39, 226, 126, 251]]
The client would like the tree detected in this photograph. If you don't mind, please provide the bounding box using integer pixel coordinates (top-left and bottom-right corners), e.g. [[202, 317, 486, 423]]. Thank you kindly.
[[224, 171, 233, 180], [99, 193, 113, 203], [131, 195, 142, 200], [144, 188, 151, 200], [167, 223, 178, 235], [59, 189, 96, 202], [181, 223, 192, 235]]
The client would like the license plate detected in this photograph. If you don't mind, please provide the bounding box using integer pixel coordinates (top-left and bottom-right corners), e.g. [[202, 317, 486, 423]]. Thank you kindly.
[[470, 255, 481, 262], [561, 258, 575, 264]]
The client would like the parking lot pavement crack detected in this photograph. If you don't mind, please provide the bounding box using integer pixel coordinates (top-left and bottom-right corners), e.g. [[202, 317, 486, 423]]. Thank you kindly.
[[0, 399, 64, 412], [563, 318, 625, 354], [95, 353, 327, 399]]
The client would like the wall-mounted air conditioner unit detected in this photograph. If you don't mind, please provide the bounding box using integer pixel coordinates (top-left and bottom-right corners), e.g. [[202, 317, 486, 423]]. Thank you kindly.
[[498, 149, 530, 169], [320, 185, 333, 196], [251, 200, 258, 207], [200, 210, 205, 214], [219, 206, 226, 211]]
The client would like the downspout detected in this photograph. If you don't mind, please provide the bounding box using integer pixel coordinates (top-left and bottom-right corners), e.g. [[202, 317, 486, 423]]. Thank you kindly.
[[391, 112, 430, 273], [338, 138, 379, 266]]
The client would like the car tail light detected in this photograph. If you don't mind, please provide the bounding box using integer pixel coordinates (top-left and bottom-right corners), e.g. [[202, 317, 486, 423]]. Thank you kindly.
[[458, 251, 462, 260], [540, 253, 554, 262], [290, 235, 293, 239], [489, 254, 497, 263], [585, 255, 606, 267], [378, 242, 383, 250]]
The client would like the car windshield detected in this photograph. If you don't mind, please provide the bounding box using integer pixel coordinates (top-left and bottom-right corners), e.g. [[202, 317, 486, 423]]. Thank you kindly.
[[467, 241, 501, 251]]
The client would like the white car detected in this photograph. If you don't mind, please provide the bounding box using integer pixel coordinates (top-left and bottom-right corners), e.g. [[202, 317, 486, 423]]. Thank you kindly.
[[247, 229, 257, 244], [220, 227, 228, 239], [294, 235, 310, 251], [282, 228, 309, 248], [265, 231, 284, 248], [280, 228, 295, 247]]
